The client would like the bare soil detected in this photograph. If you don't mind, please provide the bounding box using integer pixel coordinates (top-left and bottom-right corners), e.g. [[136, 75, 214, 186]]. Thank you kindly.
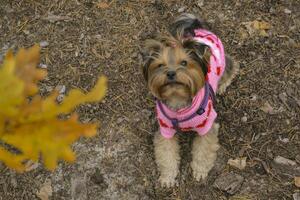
[[0, 0, 299, 200]]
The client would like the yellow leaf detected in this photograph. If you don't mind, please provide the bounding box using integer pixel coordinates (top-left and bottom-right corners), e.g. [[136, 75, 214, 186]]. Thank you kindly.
[[0, 147, 26, 172], [0, 45, 107, 171], [14, 45, 47, 96], [0, 51, 24, 117]]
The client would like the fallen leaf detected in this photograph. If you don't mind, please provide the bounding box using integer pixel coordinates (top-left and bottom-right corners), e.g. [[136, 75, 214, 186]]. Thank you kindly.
[[295, 177, 300, 188], [0, 46, 107, 171], [96, 2, 109, 9], [252, 20, 271, 30], [228, 157, 247, 170], [242, 20, 271, 37], [260, 101, 275, 114], [37, 179, 52, 200]]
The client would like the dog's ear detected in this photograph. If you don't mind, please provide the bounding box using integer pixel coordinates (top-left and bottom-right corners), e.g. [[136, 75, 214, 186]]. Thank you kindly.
[[169, 13, 210, 38], [142, 39, 163, 81], [183, 40, 211, 75]]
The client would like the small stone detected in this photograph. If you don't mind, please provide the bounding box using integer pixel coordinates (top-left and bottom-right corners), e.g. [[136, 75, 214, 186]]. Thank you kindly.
[[178, 6, 186, 13], [274, 156, 296, 166], [36, 179, 52, 200], [213, 172, 244, 195], [279, 137, 289, 143], [293, 192, 300, 200], [55, 85, 66, 94], [39, 63, 48, 69], [284, 8, 292, 14], [272, 156, 300, 177], [241, 116, 247, 123], [40, 41, 49, 48], [56, 94, 64, 103], [250, 94, 257, 101]]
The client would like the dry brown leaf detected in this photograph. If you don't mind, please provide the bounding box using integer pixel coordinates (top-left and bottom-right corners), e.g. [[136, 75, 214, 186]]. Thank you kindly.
[[260, 101, 275, 114], [242, 20, 271, 37], [228, 157, 247, 170], [37, 179, 52, 200], [295, 177, 300, 188], [252, 20, 271, 30], [96, 2, 109, 9]]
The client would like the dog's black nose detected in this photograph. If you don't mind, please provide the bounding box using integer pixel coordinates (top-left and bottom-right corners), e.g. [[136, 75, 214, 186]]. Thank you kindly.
[[166, 71, 176, 80]]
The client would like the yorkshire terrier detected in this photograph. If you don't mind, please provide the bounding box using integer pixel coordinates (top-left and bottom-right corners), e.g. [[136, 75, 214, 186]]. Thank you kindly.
[[142, 14, 239, 187]]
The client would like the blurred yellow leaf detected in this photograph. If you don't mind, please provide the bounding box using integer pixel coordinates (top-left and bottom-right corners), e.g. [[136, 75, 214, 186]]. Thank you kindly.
[[0, 45, 107, 171]]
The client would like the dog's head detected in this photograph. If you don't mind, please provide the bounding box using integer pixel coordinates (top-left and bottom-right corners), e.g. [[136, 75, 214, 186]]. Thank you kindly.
[[142, 34, 210, 109]]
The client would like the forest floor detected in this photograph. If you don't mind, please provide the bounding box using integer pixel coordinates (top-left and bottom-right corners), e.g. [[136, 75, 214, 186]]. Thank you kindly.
[[0, 0, 299, 199]]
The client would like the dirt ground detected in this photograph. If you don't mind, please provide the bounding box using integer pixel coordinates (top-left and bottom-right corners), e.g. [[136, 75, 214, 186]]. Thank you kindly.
[[0, 0, 300, 199]]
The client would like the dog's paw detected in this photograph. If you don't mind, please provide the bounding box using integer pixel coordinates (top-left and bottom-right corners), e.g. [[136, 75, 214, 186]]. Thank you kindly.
[[159, 174, 177, 188], [192, 169, 208, 182], [191, 163, 209, 182]]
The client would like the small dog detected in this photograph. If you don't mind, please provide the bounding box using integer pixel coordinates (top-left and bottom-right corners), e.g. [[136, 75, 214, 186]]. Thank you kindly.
[[142, 14, 239, 187]]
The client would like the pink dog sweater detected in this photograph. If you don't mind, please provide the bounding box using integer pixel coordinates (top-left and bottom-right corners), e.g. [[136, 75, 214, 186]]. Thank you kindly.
[[156, 29, 226, 139]]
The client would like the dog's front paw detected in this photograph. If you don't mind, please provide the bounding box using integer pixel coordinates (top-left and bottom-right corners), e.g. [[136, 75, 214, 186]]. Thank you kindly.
[[192, 169, 208, 182], [159, 174, 177, 187], [191, 163, 209, 182]]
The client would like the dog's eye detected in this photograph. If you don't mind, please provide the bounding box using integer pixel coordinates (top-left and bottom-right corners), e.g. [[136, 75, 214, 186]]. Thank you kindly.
[[157, 64, 164, 68], [181, 60, 187, 66]]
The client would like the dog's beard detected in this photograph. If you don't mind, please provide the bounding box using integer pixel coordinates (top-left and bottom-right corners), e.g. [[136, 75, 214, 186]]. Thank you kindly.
[[149, 71, 195, 111], [159, 83, 192, 110]]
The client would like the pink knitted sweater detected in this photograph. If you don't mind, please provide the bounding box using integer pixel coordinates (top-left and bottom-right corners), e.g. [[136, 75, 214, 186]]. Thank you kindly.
[[156, 29, 226, 139]]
